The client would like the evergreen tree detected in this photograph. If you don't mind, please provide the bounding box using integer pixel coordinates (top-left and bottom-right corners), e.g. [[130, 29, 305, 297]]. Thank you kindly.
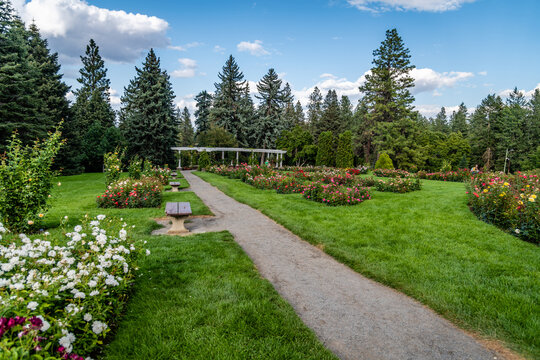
[[253, 68, 287, 155], [238, 83, 257, 147], [277, 125, 315, 166], [307, 87, 323, 136], [336, 130, 354, 168], [433, 107, 449, 133], [209, 55, 248, 144], [375, 152, 394, 169], [282, 83, 296, 130], [525, 89, 540, 169], [294, 101, 305, 127], [359, 28, 416, 166], [194, 90, 213, 135], [469, 94, 504, 170], [316, 131, 334, 167], [120, 49, 177, 166], [500, 88, 528, 171], [0, 16, 41, 149], [317, 90, 341, 137], [450, 102, 468, 135], [339, 95, 354, 132], [179, 107, 195, 146]]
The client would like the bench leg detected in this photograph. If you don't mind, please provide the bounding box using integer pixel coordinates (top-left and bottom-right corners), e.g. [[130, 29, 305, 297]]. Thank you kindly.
[[167, 215, 189, 234], [171, 186, 179, 192]]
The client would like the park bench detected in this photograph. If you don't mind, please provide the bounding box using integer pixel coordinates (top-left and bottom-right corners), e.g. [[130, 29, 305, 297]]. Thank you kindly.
[[171, 172, 177, 179], [165, 202, 192, 235], [169, 181, 181, 192]]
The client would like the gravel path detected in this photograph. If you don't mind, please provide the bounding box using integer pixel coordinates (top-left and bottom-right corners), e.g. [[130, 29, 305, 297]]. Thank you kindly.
[[181, 171, 499, 360]]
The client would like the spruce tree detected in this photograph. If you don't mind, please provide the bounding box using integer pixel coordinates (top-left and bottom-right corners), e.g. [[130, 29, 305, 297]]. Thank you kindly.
[[469, 94, 504, 170], [307, 87, 323, 136], [294, 101, 305, 126], [179, 107, 195, 146], [433, 107, 449, 133], [336, 130, 354, 168], [317, 90, 341, 137], [500, 88, 528, 171], [121, 49, 177, 165], [526, 90, 540, 169], [339, 95, 354, 132], [209, 55, 248, 144], [194, 90, 213, 135], [238, 83, 257, 147]]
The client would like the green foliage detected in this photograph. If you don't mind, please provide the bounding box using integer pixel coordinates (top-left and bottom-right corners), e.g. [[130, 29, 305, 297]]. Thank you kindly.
[[97, 177, 162, 208], [198, 151, 211, 170], [120, 49, 177, 166], [194, 90, 213, 135], [317, 90, 341, 138], [178, 107, 195, 146], [458, 154, 469, 169], [0, 128, 63, 232], [307, 87, 323, 136], [374, 152, 394, 169], [128, 156, 143, 179], [142, 159, 153, 176], [335, 131, 354, 168], [197, 125, 238, 147], [316, 131, 334, 167], [248, 152, 258, 166], [104, 148, 124, 186], [374, 177, 421, 193], [440, 159, 452, 172], [277, 126, 314, 166]]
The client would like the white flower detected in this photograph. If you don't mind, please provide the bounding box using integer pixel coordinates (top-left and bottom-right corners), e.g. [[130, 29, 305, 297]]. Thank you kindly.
[[37, 316, 50, 331], [119, 229, 127, 240], [97, 215, 106, 221], [74, 292, 86, 299], [515, 229, 520, 234], [84, 313, 92, 322], [88, 280, 97, 288], [89, 290, 99, 296], [91, 320, 108, 334], [27, 301, 38, 311], [74, 225, 82, 233], [59, 333, 75, 352], [146, 249, 151, 256]]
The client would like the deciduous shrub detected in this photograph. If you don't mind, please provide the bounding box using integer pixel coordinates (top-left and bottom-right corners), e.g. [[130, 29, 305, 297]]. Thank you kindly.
[[0, 129, 64, 232], [335, 131, 354, 168], [374, 152, 394, 169], [372, 169, 411, 178], [97, 177, 162, 208], [466, 173, 539, 243], [0, 215, 148, 359], [104, 148, 124, 186], [417, 169, 473, 182], [128, 156, 143, 179], [302, 182, 371, 206]]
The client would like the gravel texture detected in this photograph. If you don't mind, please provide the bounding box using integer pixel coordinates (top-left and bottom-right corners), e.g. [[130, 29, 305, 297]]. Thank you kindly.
[[178, 171, 500, 360]]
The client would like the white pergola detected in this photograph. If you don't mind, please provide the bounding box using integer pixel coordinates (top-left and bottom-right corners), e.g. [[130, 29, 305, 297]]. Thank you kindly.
[[171, 147, 287, 168]]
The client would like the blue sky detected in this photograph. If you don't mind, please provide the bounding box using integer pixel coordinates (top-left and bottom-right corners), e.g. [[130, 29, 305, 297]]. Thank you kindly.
[[12, 0, 540, 117]]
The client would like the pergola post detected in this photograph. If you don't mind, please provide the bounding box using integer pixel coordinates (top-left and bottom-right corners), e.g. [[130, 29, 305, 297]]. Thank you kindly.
[[222, 151, 224, 164], [280, 153, 283, 168], [178, 150, 182, 169], [236, 151, 239, 166]]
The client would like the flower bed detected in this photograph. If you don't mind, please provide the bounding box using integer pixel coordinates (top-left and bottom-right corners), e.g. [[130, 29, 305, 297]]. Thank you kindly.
[[417, 169, 473, 182], [374, 177, 421, 193], [0, 215, 148, 359], [346, 166, 369, 175], [372, 169, 411, 178], [302, 182, 371, 206], [466, 173, 539, 243], [96, 177, 162, 208]]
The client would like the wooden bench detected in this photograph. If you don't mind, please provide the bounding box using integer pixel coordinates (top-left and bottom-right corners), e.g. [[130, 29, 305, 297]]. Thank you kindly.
[[165, 202, 192, 234], [169, 181, 181, 192]]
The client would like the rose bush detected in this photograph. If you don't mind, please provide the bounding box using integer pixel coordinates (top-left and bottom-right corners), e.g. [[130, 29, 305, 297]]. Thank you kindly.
[[96, 177, 162, 209], [0, 215, 148, 359], [417, 169, 473, 182], [302, 182, 371, 206], [372, 169, 411, 178], [374, 177, 422, 193]]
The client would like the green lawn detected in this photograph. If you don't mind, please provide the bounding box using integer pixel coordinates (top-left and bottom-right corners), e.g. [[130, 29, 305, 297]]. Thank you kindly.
[[194, 171, 540, 359], [45, 173, 334, 360]]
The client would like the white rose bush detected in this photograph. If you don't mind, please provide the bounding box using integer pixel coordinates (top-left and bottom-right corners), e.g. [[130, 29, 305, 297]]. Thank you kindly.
[[0, 215, 149, 359]]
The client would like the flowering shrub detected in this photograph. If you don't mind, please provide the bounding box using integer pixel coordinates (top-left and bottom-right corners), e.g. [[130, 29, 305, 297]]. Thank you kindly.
[[103, 149, 124, 186], [466, 173, 539, 243], [145, 166, 171, 186], [372, 169, 411, 178], [346, 166, 368, 175], [302, 182, 371, 206], [274, 177, 306, 194], [0, 215, 148, 359], [356, 177, 377, 187], [0, 129, 64, 232], [320, 172, 355, 186], [96, 177, 162, 208], [374, 177, 421, 193], [417, 169, 473, 182], [127, 156, 143, 180]]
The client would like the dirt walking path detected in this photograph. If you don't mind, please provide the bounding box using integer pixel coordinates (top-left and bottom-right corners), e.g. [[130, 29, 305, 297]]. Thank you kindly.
[[180, 171, 499, 360]]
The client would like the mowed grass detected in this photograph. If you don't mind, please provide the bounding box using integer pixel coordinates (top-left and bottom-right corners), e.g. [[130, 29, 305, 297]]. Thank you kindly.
[[45, 173, 334, 359], [102, 232, 337, 360], [194, 171, 540, 359]]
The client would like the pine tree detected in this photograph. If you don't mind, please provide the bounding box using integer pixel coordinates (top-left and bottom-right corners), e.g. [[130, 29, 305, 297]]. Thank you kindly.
[[307, 87, 323, 136], [433, 107, 449, 133], [294, 101, 305, 127], [281, 83, 296, 130], [469, 94, 504, 170], [194, 90, 213, 135], [209, 55, 248, 144], [237, 83, 257, 147], [339, 95, 354, 132], [526, 89, 540, 169], [336, 130, 354, 168], [317, 90, 341, 137], [500, 88, 528, 171], [316, 131, 334, 167], [450, 102, 468, 135], [179, 107, 195, 146], [120, 49, 177, 165]]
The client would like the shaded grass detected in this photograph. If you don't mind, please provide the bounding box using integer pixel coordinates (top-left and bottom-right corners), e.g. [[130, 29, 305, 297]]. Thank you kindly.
[[195, 171, 540, 359], [102, 232, 337, 360], [43, 173, 333, 359]]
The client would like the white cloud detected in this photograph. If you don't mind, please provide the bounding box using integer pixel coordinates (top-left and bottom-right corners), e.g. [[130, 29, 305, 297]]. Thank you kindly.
[[176, 94, 197, 116], [213, 45, 226, 54], [237, 40, 270, 56], [498, 83, 540, 99], [171, 58, 198, 78], [478, 71, 487, 76], [14, 0, 169, 63], [109, 89, 121, 107], [410, 68, 474, 94], [415, 104, 463, 117], [320, 73, 337, 79], [347, 0, 477, 12], [168, 42, 203, 51]]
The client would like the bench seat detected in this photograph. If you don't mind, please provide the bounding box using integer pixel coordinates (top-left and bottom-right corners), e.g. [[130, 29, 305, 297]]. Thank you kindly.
[[165, 202, 192, 234]]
